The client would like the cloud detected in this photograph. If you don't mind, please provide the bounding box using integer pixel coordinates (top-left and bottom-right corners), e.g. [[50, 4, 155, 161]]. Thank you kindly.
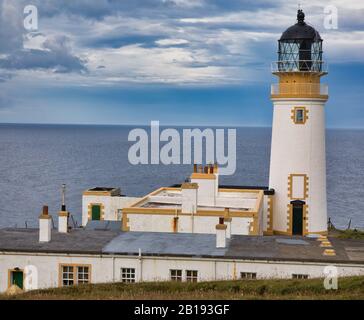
[[156, 38, 189, 46], [0, 35, 86, 73], [0, 0, 363, 87]]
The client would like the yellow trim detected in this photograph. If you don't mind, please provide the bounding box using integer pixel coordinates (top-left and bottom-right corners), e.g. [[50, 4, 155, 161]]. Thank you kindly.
[[88, 203, 105, 221], [122, 212, 130, 231], [266, 195, 274, 234], [291, 106, 309, 124], [273, 230, 291, 236], [58, 211, 69, 217], [83, 191, 112, 196], [58, 264, 92, 287], [39, 214, 52, 220], [190, 173, 216, 180], [271, 94, 328, 100], [181, 183, 199, 189], [8, 269, 25, 289], [216, 223, 227, 230], [288, 174, 309, 200], [123, 208, 257, 218], [218, 188, 261, 194], [323, 249, 336, 256]]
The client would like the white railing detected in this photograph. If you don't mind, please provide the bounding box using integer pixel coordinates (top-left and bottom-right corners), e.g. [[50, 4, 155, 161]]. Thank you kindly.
[[271, 60, 328, 74], [271, 83, 328, 96]]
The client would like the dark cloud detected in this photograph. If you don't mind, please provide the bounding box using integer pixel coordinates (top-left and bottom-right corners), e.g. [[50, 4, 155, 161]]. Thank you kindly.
[[88, 35, 163, 49], [0, 35, 86, 73]]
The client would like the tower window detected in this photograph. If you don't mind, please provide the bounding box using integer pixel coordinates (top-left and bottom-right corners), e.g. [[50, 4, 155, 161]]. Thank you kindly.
[[292, 107, 308, 124]]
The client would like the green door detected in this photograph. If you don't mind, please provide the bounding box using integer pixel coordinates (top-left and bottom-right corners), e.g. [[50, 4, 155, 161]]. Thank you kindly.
[[92, 205, 101, 221], [292, 201, 304, 235], [11, 271, 24, 289]]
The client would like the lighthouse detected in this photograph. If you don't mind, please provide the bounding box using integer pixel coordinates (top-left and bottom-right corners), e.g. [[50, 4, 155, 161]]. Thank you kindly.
[[269, 9, 328, 236]]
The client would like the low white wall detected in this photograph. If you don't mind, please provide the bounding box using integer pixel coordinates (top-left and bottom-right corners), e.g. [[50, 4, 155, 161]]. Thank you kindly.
[[127, 214, 252, 235], [1, 252, 364, 293]]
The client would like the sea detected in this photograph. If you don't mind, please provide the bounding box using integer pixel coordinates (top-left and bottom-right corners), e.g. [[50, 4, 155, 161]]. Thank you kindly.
[[0, 124, 363, 229]]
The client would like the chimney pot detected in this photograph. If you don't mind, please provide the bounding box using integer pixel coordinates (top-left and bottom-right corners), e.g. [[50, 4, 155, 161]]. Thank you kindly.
[[42, 206, 49, 216]]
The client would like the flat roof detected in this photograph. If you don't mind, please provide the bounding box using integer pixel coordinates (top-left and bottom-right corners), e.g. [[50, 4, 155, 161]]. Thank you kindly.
[[127, 187, 262, 212], [0, 227, 364, 264]]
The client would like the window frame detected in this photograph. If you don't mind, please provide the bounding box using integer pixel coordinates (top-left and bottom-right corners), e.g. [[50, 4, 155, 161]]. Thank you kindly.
[[292, 106, 308, 124], [292, 274, 309, 280], [240, 272, 257, 280], [59, 264, 91, 287], [186, 270, 198, 283], [121, 268, 136, 283], [170, 269, 183, 282]]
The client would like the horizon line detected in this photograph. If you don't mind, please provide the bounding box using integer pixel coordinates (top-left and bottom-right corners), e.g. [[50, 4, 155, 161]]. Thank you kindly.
[[0, 122, 363, 130]]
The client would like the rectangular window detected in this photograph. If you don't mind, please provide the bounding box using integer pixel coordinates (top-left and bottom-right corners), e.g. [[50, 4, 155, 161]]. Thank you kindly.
[[293, 107, 307, 124], [186, 270, 198, 283], [240, 272, 257, 280], [77, 266, 90, 284], [61, 265, 90, 286], [292, 274, 309, 280], [170, 269, 182, 282], [295, 109, 304, 123], [121, 268, 136, 283], [62, 266, 75, 286]]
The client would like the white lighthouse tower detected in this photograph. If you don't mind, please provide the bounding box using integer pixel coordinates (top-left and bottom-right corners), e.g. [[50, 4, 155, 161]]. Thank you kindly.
[[269, 9, 328, 236]]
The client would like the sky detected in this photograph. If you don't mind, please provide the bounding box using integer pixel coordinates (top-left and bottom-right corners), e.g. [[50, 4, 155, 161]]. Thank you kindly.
[[0, 0, 363, 128]]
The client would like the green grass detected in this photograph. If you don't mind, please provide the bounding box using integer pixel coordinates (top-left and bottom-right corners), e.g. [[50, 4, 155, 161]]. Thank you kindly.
[[2, 276, 364, 300], [334, 229, 364, 240]]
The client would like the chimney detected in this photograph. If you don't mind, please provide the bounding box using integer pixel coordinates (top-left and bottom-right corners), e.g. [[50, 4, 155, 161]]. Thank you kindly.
[[181, 182, 198, 214], [39, 206, 52, 242], [58, 184, 69, 233], [224, 208, 232, 239], [216, 217, 227, 248]]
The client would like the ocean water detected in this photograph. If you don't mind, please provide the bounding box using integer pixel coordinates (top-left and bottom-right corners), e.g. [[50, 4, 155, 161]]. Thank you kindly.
[[0, 124, 363, 229]]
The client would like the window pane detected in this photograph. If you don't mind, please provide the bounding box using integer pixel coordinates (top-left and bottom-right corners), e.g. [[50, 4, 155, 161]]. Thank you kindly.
[[77, 266, 90, 284], [170, 269, 182, 282], [121, 268, 136, 283], [241, 272, 257, 280], [62, 266, 74, 286], [186, 270, 198, 283], [295, 109, 304, 123]]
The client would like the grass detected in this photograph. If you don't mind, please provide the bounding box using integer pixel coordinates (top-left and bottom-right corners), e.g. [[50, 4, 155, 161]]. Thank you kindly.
[[333, 229, 364, 240], [1, 276, 364, 300]]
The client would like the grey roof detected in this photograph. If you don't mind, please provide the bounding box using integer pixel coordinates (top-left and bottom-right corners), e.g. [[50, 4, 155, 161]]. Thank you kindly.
[[0, 228, 118, 254], [103, 232, 227, 257], [0, 227, 364, 264], [84, 220, 122, 231]]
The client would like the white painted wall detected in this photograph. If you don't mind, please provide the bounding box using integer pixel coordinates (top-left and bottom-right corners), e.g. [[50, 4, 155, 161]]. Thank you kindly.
[[1, 252, 364, 293], [269, 98, 327, 234], [82, 195, 140, 226], [127, 213, 253, 235]]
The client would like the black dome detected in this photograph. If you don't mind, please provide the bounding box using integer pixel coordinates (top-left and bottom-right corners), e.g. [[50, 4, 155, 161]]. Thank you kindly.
[[280, 10, 322, 41]]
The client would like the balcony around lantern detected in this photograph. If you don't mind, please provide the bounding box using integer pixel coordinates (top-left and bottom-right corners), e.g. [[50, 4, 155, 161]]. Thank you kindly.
[[271, 82, 328, 100], [271, 60, 328, 75]]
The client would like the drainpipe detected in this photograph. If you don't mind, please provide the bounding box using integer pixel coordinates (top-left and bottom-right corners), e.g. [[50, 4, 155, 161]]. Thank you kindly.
[[138, 248, 143, 282]]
